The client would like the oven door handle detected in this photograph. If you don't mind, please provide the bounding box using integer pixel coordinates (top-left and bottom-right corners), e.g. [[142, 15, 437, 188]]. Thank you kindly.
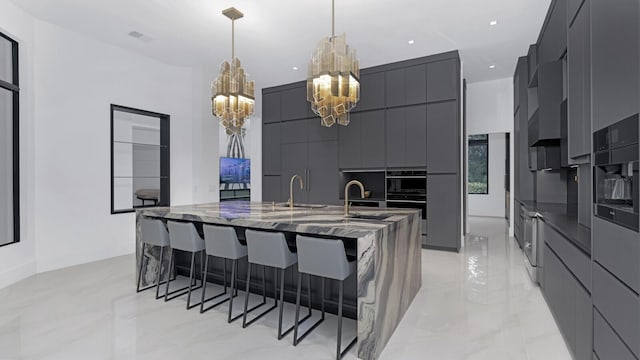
[[386, 199, 426, 204]]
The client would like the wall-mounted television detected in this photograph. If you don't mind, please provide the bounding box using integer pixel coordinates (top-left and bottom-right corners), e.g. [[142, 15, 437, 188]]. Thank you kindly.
[[220, 157, 251, 185]]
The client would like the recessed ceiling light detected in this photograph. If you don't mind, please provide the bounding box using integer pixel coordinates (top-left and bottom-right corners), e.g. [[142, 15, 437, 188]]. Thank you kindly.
[[408, 40, 415, 45], [292, 66, 299, 71], [489, 20, 498, 26], [489, 65, 496, 69], [128, 31, 144, 38]]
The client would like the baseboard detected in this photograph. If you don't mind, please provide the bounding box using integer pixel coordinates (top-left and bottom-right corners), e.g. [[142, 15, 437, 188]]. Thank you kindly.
[[0, 260, 36, 289], [36, 247, 134, 274]]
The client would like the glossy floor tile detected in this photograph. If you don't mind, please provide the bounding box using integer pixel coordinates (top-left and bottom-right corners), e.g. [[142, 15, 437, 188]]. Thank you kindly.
[[0, 217, 570, 360]]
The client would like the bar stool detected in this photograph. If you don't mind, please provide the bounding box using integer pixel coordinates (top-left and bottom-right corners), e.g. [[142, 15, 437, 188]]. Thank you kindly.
[[136, 218, 171, 299], [293, 235, 357, 359], [165, 221, 205, 310], [200, 224, 246, 323], [243, 229, 312, 340]]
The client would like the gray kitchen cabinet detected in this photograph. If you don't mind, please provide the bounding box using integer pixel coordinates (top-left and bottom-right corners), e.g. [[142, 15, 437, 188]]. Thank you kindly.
[[527, 45, 538, 84], [426, 174, 460, 250], [568, 0, 591, 159], [357, 72, 386, 112], [338, 115, 362, 169], [592, 216, 639, 293], [426, 100, 459, 174], [528, 61, 563, 146], [281, 118, 308, 144], [514, 62, 521, 113], [263, 122, 282, 175], [538, 0, 567, 64], [577, 164, 591, 227], [262, 175, 282, 202], [360, 110, 386, 169], [307, 117, 338, 142], [591, 0, 639, 131], [574, 282, 592, 360], [405, 65, 427, 105], [385, 65, 427, 107], [263, 91, 281, 124], [385, 68, 405, 108], [308, 141, 340, 205], [281, 86, 311, 121], [405, 105, 428, 167], [385, 107, 406, 168], [594, 311, 637, 360], [426, 59, 458, 103], [281, 142, 310, 204]]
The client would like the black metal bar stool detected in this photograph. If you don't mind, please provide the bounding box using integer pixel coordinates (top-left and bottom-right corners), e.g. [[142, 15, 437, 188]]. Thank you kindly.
[[294, 235, 357, 359], [165, 221, 205, 310], [201, 224, 247, 323], [243, 229, 312, 340], [137, 218, 171, 299]]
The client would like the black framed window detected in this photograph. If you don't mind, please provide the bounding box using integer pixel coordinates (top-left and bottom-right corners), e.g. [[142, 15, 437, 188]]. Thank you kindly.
[[111, 105, 170, 214], [0, 31, 19, 247], [468, 134, 489, 195]]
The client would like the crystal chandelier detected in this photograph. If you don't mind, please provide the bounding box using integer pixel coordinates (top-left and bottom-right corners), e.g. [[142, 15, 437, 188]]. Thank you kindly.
[[307, 0, 360, 127], [212, 7, 255, 135]]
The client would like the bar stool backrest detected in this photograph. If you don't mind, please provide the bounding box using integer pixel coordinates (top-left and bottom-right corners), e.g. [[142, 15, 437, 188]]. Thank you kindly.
[[140, 218, 170, 247], [296, 235, 353, 281], [203, 225, 247, 260], [245, 229, 297, 269], [167, 221, 205, 252]]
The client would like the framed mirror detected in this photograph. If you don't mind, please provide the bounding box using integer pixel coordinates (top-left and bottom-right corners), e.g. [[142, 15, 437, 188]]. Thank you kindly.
[[111, 104, 170, 214]]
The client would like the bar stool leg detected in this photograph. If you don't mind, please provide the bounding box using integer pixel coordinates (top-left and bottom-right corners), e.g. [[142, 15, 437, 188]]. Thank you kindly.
[[223, 259, 228, 293], [136, 244, 146, 292], [337, 280, 343, 360], [164, 249, 175, 301], [186, 251, 196, 309], [242, 262, 252, 328], [154, 245, 165, 299], [293, 272, 303, 345], [277, 268, 286, 339], [228, 259, 237, 322], [321, 277, 326, 320], [199, 254, 210, 313]]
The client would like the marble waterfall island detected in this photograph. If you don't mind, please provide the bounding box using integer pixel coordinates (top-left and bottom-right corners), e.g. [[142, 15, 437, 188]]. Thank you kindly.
[[136, 202, 422, 360]]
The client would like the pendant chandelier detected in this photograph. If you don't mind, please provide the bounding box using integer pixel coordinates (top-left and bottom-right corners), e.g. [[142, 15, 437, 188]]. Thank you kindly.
[[307, 0, 360, 127], [212, 7, 255, 135]]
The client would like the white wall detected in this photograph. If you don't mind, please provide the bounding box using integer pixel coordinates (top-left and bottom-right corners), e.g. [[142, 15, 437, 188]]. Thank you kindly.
[[466, 78, 515, 234], [469, 133, 507, 217], [0, 0, 221, 287]]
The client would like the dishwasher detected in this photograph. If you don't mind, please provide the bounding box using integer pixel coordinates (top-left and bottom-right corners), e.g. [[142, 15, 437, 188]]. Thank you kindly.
[[522, 207, 542, 284]]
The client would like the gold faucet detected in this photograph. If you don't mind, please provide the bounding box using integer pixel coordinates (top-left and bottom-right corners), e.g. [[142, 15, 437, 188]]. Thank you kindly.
[[289, 174, 304, 209], [344, 180, 365, 217]]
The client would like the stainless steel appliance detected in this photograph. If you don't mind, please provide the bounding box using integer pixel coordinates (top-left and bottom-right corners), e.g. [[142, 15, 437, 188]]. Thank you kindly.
[[523, 208, 541, 283], [593, 114, 639, 232], [386, 170, 427, 243]]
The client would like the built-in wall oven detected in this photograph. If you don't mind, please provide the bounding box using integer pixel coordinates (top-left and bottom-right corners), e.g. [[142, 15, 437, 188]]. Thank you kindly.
[[523, 208, 541, 283], [593, 114, 639, 232], [386, 170, 427, 240]]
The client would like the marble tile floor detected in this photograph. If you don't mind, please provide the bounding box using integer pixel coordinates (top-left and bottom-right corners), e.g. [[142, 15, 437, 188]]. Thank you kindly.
[[0, 217, 571, 360]]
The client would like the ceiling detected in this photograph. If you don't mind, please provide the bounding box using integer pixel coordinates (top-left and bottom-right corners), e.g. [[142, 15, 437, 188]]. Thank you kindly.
[[11, 0, 550, 88]]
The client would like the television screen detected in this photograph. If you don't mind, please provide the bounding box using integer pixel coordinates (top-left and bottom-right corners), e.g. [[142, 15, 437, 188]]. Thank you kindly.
[[220, 157, 251, 185]]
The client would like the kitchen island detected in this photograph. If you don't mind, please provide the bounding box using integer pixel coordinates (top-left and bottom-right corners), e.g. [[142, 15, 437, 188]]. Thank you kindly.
[[136, 202, 422, 360]]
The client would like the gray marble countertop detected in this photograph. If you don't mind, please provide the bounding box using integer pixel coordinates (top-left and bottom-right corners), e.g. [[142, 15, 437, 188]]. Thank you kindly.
[[137, 201, 422, 239]]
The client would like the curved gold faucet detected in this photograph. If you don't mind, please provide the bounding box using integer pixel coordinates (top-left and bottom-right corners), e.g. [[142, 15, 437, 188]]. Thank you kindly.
[[289, 174, 304, 209], [344, 180, 365, 217]]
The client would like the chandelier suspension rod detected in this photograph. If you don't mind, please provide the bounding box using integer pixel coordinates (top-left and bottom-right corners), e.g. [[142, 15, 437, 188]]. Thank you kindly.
[[231, 19, 235, 59], [332, 0, 335, 38]]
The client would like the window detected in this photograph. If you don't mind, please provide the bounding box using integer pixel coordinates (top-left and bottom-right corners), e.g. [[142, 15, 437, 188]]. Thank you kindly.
[[468, 134, 488, 194], [0, 31, 19, 246], [111, 105, 170, 214]]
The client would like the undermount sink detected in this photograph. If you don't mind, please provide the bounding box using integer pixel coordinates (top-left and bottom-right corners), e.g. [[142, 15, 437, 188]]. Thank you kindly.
[[275, 203, 328, 209], [344, 213, 391, 221]]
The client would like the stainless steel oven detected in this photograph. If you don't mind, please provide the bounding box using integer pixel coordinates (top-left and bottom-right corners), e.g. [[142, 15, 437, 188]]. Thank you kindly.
[[386, 170, 427, 237], [523, 208, 541, 283]]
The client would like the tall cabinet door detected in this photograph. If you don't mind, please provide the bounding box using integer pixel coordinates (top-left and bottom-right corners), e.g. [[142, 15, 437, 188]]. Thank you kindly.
[[338, 117, 362, 169], [308, 141, 340, 205], [426, 174, 460, 250], [405, 105, 427, 167], [360, 110, 386, 169], [385, 108, 406, 168], [281, 142, 309, 204], [568, 0, 591, 159], [263, 175, 282, 202], [263, 122, 281, 175], [426, 100, 459, 174]]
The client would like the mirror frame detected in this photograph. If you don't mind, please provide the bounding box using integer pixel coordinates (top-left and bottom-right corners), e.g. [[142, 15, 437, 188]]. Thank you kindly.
[[110, 104, 170, 214]]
